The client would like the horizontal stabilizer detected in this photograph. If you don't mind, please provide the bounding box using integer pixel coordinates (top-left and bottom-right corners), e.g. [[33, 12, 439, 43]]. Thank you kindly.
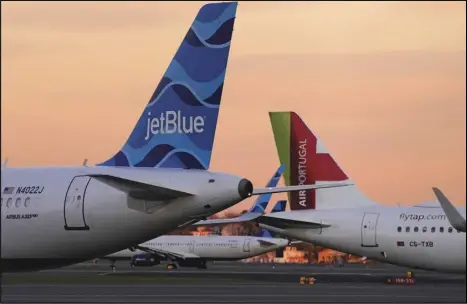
[[87, 174, 194, 201], [256, 215, 331, 230], [252, 182, 353, 195], [432, 187, 466, 233], [194, 212, 261, 226]]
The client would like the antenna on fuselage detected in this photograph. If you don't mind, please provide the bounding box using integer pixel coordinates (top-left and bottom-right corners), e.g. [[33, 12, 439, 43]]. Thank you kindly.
[[3, 157, 8, 168], [82, 159, 88, 166]]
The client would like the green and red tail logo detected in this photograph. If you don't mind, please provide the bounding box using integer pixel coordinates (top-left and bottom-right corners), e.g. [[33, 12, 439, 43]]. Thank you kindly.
[[269, 112, 348, 210]]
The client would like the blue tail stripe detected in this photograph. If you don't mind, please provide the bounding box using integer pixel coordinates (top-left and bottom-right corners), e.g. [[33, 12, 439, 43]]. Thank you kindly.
[[98, 2, 238, 169], [272, 200, 287, 213], [248, 165, 285, 213]]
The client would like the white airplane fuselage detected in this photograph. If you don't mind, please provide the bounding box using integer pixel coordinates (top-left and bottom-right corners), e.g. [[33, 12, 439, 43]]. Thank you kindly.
[[261, 205, 466, 273], [107, 235, 289, 261], [1, 166, 251, 272]]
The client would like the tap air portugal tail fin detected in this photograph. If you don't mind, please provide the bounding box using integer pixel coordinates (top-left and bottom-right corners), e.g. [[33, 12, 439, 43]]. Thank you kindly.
[[193, 165, 285, 226], [98, 2, 238, 170], [269, 111, 376, 210]]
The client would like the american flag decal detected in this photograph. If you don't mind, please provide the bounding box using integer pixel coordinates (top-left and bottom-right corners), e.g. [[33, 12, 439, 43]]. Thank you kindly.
[[397, 241, 405, 247], [3, 187, 15, 194]]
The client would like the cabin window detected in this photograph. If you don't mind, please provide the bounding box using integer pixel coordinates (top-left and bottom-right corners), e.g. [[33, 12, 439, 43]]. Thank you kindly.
[[397, 226, 402, 232], [6, 198, 12, 208], [422, 227, 427, 233], [405, 227, 410, 233], [439, 227, 444, 233], [448, 227, 453, 233], [15, 198, 21, 208], [24, 197, 31, 208], [414, 227, 419, 232], [431, 227, 436, 233]]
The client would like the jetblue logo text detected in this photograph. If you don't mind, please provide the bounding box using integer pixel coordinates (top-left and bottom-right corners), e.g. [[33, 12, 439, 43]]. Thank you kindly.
[[399, 213, 446, 222], [145, 111, 205, 140]]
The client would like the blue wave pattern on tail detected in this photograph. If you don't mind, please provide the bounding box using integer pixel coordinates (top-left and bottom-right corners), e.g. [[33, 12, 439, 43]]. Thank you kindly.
[[98, 2, 238, 169], [249, 165, 285, 214], [272, 200, 287, 213]]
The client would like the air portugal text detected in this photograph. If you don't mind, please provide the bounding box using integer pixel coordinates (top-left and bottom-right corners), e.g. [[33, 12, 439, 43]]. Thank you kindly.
[[145, 111, 206, 140], [297, 138, 308, 208]]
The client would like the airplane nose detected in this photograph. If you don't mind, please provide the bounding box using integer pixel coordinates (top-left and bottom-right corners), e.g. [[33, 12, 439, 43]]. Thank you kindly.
[[237, 178, 253, 199]]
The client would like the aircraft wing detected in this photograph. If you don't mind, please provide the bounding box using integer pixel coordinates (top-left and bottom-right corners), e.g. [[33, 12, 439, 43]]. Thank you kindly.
[[252, 182, 353, 195], [432, 187, 466, 233], [134, 245, 199, 260], [87, 174, 194, 201]]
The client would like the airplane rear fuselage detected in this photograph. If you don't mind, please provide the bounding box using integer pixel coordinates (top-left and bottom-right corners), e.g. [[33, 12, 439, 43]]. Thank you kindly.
[[1, 166, 249, 272]]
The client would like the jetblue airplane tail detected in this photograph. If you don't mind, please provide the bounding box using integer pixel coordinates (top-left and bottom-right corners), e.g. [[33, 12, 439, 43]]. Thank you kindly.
[[269, 111, 377, 210], [98, 2, 238, 169]]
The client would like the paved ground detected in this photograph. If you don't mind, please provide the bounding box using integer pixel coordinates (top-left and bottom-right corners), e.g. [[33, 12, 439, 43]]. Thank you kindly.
[[2, 262, 465, 303]]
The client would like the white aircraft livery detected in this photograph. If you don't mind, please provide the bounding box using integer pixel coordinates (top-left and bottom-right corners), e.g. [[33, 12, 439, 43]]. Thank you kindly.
[[103, 177, 289, 270], [254, 111, 466, 274], [0, 3, 348, 273]]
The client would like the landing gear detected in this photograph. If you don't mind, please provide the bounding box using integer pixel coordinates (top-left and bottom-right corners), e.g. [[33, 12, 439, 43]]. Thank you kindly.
[[167, 263, 179, 270], [197, 260, 207, 270], [108, 259, 117, 272]]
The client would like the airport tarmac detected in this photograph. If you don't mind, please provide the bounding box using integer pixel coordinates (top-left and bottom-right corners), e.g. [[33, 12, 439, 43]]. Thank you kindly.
[[2, 261, 465, 303]]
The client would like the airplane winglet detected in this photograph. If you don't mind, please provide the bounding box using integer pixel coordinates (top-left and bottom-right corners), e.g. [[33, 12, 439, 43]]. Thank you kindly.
[[432, 187, 466, 233]]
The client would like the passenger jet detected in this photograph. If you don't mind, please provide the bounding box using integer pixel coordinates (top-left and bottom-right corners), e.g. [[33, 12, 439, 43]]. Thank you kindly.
[[0, 4, 348, 273], [252, 112, 466, 274], [104, 196, 288, 270]]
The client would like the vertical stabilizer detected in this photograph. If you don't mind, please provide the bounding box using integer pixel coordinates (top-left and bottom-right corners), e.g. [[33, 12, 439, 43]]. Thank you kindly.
[[248, 165, 285, 214], [271, 200, 287, 213], [99, 2, 238, 169], [269, 111, 376, 210]]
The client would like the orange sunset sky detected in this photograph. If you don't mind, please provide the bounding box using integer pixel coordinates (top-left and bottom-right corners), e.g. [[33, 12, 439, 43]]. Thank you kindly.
[[1, 1, 466, 214]]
